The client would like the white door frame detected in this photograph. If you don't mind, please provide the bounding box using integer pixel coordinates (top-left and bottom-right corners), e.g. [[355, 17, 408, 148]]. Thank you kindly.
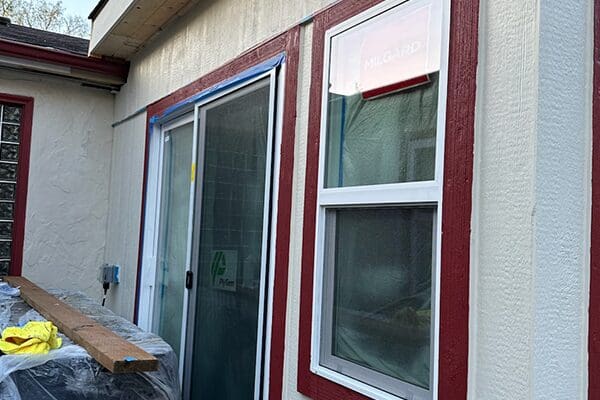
[[138, 111, 196, 385]]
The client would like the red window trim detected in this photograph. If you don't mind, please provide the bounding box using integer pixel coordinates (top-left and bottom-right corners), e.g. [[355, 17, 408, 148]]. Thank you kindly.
[[589, 0, 600, 397], [134, 27, 301, 400], [297, 0, 478, 399], [0, 93, 33, 277]]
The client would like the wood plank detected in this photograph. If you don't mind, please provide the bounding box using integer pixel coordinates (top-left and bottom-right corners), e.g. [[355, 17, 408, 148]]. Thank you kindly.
[[4, 276, 158, 373]]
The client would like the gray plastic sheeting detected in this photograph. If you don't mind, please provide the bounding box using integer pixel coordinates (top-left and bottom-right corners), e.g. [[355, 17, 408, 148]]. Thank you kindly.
[[0, 290, 179, 399]]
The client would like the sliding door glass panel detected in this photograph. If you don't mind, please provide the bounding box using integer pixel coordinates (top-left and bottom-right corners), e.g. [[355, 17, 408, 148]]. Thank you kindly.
[[190, 80, 271, 399], [154, 122, 194, 358]]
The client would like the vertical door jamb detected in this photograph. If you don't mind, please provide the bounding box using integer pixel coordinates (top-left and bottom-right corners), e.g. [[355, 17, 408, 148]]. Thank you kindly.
[[138, 123, 166, 331], [139, 112, 195, 384], [183, 103, 208, 399], [177, 107, 200, 385], [253, 69, 278, 400]]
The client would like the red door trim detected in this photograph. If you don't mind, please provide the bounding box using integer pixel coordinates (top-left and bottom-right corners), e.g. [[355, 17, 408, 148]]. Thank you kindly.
[[134, 27, 301, 400], [589, 0, 600, 397], [0, 93, 33, 277], [297, 0, 479, 398]]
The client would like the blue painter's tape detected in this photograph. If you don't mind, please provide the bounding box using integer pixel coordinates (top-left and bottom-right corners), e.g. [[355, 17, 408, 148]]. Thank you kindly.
[[124, 356, 137, 362], [298, 13, 314, 26], [149, 52, 285, 127]]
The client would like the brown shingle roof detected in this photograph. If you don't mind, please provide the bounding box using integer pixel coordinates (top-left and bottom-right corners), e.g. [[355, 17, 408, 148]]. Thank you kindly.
[[0, 18, 89, 55]]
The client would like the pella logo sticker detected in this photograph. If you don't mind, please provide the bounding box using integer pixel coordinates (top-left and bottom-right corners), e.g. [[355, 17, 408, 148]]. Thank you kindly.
[[210, 250, 237, 292]]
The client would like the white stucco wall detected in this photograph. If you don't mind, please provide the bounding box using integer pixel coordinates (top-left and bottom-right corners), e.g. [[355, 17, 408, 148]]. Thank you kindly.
[[470, 0, 592, 399], [469, 0, 539, 397], [532, 0, 592, 396], [103, 113, 146, 320], [0, 69, 114, 301], [113, 0, 335, 121]]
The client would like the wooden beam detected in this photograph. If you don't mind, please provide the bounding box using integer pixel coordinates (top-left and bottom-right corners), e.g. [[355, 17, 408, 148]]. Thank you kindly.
[[4, 276, 158, 373]]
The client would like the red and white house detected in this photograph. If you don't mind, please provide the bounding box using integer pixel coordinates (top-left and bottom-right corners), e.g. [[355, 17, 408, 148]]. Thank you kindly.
[[0, 0, 596, 399]]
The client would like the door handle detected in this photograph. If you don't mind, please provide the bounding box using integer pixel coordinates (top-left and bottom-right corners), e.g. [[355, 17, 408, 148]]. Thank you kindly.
[[185, 271, 193, 289]]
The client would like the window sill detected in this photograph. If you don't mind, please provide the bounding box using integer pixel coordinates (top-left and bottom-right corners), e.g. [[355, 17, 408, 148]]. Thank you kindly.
[[310, 364, 432, 400]]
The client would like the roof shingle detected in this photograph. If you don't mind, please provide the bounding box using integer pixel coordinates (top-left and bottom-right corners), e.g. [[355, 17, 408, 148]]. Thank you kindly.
[[0, 19, 89, 56]]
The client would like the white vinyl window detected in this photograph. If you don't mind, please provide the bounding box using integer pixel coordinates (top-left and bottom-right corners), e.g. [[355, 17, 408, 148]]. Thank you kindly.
[[310, 0, 448, 399]]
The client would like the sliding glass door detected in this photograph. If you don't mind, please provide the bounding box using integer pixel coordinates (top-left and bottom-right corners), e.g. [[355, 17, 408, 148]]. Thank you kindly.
[[147, 73, 277, 399], [153, 116, 195, 365], [186, 77, 276, 399]]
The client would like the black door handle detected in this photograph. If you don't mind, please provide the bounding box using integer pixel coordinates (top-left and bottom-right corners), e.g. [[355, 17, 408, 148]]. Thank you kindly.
[[185, 271, 193, 289]]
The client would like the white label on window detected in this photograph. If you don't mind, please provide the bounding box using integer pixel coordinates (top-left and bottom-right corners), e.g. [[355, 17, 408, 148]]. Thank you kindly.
[[329, 0, 441, 97], [210, 250, 237, 292]]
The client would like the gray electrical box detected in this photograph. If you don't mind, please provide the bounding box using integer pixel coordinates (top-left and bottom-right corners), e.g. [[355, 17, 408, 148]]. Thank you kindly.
[[98, 264, 120, 285]]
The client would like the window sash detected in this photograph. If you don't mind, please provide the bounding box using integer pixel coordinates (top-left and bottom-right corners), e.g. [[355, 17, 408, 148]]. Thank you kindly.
[[315, 0, 447, 201], [319, 206, 437, 400]]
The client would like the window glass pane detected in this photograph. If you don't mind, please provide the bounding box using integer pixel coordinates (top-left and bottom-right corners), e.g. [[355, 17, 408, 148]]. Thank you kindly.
[[0, 202, 13, 219], [324, 0, 442, 187], [0, 241, 11, 258], [0, 144, 18, 162], [0, 261, 9, 275], [153, 121, 193, 358], [322, 206, 434, 390], [0, 222, 12, 239], [1, 125, 19, 142], [0, 163, 16, 181], [0, 183, 15, 200], [2, 106, 21, 124]]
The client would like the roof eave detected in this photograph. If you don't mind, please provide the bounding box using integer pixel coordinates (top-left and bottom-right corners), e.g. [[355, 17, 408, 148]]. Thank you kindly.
[[89, 0, 109, 21], [0, 38, 129, 85]]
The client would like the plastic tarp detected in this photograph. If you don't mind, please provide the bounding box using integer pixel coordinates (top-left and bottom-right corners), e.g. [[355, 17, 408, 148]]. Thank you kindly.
[[325, 73, 439, 187], [0, 290, 179, 400], [148, 52, 285, 128]]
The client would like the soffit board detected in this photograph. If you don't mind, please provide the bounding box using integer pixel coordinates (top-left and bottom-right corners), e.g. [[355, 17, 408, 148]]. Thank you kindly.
[[90, 0, 194, 59]]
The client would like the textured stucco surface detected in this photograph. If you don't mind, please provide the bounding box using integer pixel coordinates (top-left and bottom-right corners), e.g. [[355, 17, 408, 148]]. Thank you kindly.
[[103, 113, 146, 320], [470, 1, 538, 397], [532, 0, 592, 397], [470, 0, 592, 398], [113, 0, 335, 122], [0, 69, 114, 301]]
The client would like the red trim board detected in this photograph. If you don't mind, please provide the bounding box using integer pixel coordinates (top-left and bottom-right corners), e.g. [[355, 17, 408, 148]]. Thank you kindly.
[[362, 74, 431, 100], [0, 93, 33, 277], [136, 27, 301, 399], [589, 0, 600, 397], [296, 0, 479, 399]]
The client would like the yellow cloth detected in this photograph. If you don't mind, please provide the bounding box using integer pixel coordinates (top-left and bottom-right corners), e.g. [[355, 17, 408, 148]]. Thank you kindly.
[[0, 321, 62, 355]]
